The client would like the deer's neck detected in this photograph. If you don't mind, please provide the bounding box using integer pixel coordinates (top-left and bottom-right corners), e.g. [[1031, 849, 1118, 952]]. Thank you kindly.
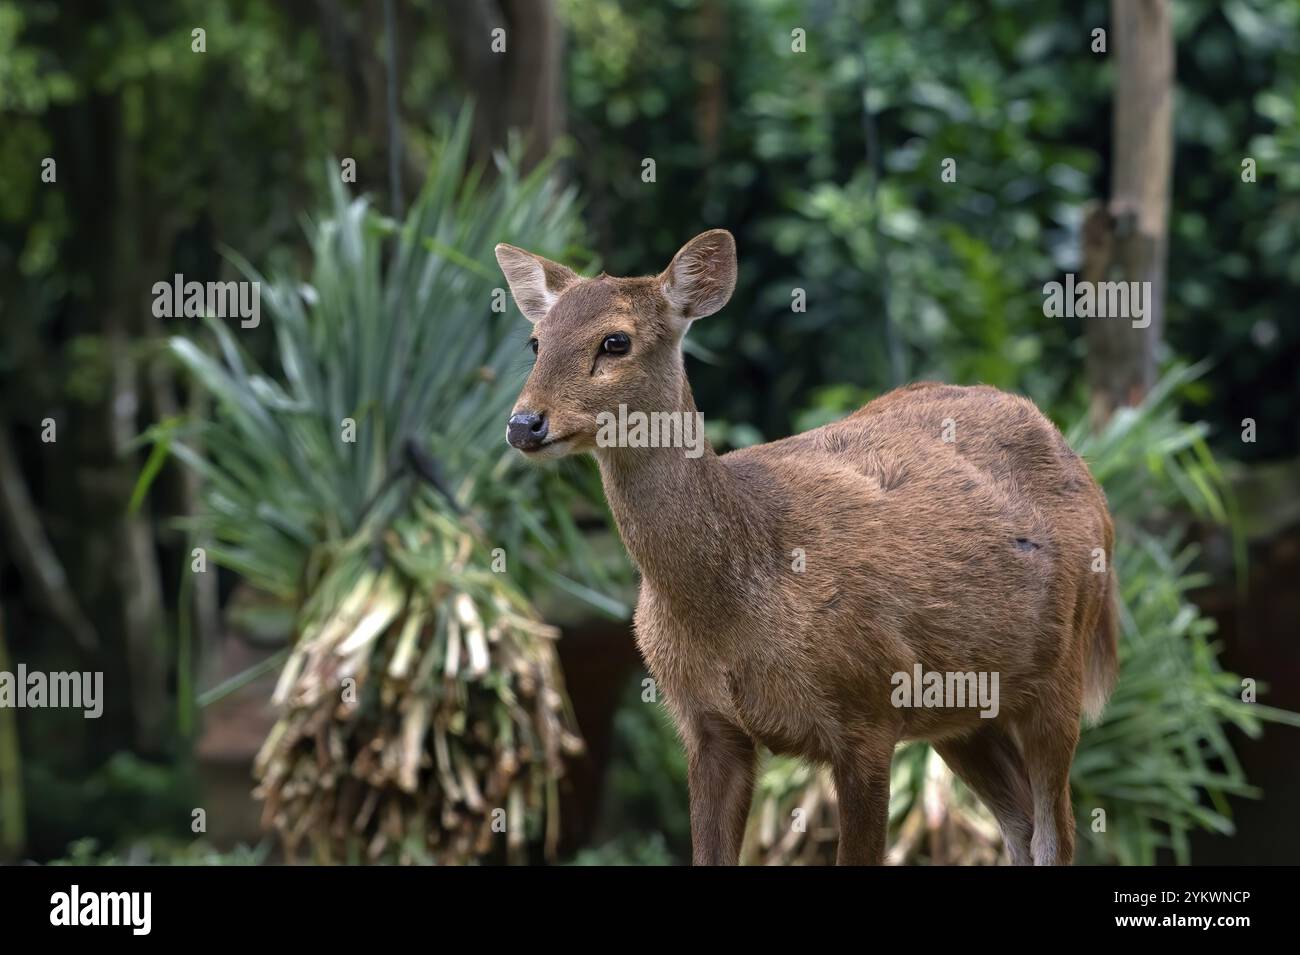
[[594, 380, 770, 614]]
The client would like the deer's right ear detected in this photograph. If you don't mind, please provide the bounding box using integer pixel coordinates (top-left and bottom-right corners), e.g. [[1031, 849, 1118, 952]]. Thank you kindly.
[[494, 244, 578, 324]]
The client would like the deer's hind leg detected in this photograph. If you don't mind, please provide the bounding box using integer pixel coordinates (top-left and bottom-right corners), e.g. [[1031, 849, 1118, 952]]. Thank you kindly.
[[933, 723, 1035, 865], [1012, 701, 1082, 866]]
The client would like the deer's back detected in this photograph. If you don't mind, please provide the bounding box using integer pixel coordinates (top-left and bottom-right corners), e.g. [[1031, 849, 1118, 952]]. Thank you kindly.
[[738, 381, 1102, 526], [760, 382, 1089, 496]]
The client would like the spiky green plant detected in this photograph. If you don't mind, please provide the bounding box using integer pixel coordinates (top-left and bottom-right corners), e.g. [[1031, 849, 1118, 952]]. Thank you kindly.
[[154, 113, 625, 863], [1068, 364, 1300, 864], [740, 364, 1300, 865]]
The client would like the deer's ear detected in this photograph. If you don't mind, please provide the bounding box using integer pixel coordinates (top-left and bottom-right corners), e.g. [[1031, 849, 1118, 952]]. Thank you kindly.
[[494, 244, 579, 323], [659, 229, 737, 322]]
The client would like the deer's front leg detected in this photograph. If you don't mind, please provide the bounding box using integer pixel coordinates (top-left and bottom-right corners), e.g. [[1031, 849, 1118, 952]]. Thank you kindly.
[[684, 712, 757, 866], [832, 732, 896, 865]]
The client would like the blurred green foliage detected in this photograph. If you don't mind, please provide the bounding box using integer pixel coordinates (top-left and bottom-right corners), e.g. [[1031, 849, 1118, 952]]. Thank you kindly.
[[586, 676, 692, 857], [49, 836, 267, 866], [564, 0, 1300, 457]]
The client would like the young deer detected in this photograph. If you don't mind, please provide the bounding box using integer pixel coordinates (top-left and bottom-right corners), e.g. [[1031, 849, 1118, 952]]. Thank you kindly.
[[495, 230, 1118, 865]]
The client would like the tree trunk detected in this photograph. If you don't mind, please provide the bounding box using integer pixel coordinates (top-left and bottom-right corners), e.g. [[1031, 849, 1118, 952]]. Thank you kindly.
[[503, 0, 564, 168], [1085, 0, 1174, 428], [0, 607, 26, 863], [443, 0, 564, 169], [95, 93, 172, 753]]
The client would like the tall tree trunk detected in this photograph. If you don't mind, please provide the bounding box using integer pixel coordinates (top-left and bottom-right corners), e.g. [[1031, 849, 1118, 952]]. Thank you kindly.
[[314, 0, 417, 206], [444, 0, 564, 169], [503, 0, 564, 168], [1085, 0, 1174, 428], [102, 95, 170, 753]]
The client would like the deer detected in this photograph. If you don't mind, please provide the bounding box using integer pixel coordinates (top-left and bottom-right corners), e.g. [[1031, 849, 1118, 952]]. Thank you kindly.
[[494, 229, 1118, 866]]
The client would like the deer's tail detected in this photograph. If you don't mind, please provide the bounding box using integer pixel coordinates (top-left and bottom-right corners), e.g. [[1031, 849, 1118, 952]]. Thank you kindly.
[[1082, 567, 1120, 723]]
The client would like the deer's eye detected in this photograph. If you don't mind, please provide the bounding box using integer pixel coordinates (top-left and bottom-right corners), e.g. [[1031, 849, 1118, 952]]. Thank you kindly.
[[529, 338, 539, 356], [601, 333, 631, 355]]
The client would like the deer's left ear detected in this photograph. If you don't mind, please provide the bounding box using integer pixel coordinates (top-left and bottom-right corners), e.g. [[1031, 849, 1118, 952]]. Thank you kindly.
[[659, 229, 737, 322], [494, 244, 580, 323]]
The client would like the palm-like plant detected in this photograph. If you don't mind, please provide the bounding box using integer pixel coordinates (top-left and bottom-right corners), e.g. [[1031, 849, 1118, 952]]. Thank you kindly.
[[158, 113, 621, 863], [745, 364, 1300, 865]]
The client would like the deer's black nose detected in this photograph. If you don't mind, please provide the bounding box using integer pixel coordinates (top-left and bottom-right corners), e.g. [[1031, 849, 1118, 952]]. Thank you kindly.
[[507, 411, 548, 451]]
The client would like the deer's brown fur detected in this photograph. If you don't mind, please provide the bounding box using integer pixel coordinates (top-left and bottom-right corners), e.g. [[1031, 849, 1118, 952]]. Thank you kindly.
[[496, 230, 1119, 866]]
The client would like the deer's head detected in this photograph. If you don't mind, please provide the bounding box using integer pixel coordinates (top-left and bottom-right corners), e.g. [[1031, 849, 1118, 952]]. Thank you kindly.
[[495, 230, 736, 459]]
